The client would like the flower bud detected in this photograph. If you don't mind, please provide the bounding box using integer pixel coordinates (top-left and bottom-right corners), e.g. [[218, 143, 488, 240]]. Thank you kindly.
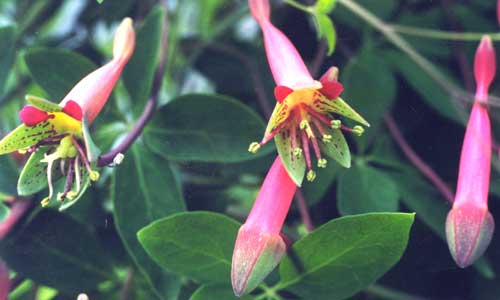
[[113, 17, 136, 62], [474, 35, 496, 102], [231, 157, 296, 296], [446, 201, 494, 268]]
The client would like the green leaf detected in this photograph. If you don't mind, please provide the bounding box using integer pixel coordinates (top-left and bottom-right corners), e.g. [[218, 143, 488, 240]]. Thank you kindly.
[[383, 50, 462, 123], [278, 213, 415, 300], [24, 48, 96, 101], [113, 143, 185, 300], [0, 210, 115, 293], [341, 48, 396, 128], [0, 155, 18, 196], [0, 25, 16, 95], [302, 164, 338, 206], [123, 7, 164, 116], [145, 94, 271, 163], [315, 0, 337, 14], [337, 163, 399, 215], [191, 284, 253, 300], [315, 14, 337, 55], [138, 211, 240, 284]]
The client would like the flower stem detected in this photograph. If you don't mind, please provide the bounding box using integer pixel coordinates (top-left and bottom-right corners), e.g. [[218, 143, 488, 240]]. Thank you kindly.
[[384, 114, 454, 203], [391, 25, 500, 42], [295, 190, 314, 232], [97, 9, 169, 167]]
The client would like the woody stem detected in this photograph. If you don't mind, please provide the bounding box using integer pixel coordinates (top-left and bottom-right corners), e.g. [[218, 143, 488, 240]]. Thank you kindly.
[[97, 8, 169, 167]]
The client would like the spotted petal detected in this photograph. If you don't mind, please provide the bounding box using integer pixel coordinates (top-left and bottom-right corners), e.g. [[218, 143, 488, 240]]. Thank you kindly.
[[25, 95, 62, 112], [319, 128, 351, 168], [0, 123, 58, 155], [17, 147, 63, 196], [265, 102, 293, 136], [275, 128, 305, 186], [313, 94, 369, 127]]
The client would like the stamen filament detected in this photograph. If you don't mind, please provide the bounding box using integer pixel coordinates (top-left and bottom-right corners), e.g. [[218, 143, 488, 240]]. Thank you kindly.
[[74, 156, 82, 194], [301, 104, 332, 126], [300, 130, 312, 171], [71, 137, 99, 181]]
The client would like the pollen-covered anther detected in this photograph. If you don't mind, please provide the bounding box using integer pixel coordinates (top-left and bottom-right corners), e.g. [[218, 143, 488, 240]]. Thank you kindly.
[[322, 134, 332, 143], [299, 120, 314, 138], [306, 170, 316, 182], [89, 170, 100, 181], [66, 191, 77, 200], [331, 120, 341, 129], [317, 158, 327, 168], [293, 147, 302, 158], [40, 197, 50, 207], [248, 142, 261, 153], [352, 125, 365, 136], [57, 192, 66, 202]]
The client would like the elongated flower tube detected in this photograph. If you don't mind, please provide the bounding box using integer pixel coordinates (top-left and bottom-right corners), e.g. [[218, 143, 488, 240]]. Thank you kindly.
[[248, 0, 369, 186], [446, 36, 496, 268], [232, 156, 297, 296], [0, 18, 135, 209]]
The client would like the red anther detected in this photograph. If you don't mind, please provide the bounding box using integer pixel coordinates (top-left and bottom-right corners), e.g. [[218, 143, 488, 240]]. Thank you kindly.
[[19, 105, 50, 126], [62, 100, 83, 121], [274, 86, 294, 103], [319, 81, 343, 99]]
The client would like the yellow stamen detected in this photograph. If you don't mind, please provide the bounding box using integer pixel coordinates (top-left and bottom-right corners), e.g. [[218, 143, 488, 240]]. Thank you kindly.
[[307, 170, 316, 182], [89, 170, 100, 182], [322, 134, 332, 143], [352, 126, 365, 136], [248, 142, 261, 153], [41, 197, 50, 207], [318, 158, 328, 168], [331, 120, 341, 129]]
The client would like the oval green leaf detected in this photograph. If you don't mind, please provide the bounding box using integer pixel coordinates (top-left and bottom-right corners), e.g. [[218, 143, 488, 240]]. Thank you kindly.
[[278, 213, 415, 300], [144, 93, 272, 163], [24, 48, 96, 100], [137, 211, 240, 284]]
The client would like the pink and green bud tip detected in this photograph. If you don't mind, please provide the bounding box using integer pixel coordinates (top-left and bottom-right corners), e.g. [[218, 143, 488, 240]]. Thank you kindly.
[[446, 35, 496, 268], [247, 0, 368, 186], [232, 157, 297, 296]]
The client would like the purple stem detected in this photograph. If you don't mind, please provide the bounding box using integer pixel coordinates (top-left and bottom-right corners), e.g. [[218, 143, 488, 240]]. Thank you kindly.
[[97, 10, 169, 167], [384, 114, 455, 203]]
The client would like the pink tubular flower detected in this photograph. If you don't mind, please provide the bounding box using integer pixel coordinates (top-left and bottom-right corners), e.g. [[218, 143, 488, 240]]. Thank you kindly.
[[60, 17, 135, 124], [232, 156, 297, 296], [247, 0, 368, 186], [446, 36, 496, 268], [0, 17, 135, 208]]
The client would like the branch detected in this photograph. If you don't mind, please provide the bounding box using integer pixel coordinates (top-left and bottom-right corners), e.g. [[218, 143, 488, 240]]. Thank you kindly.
[[97, 11, 169, 167], [295, 190, 314, 232], [384, 114, 454, 203]]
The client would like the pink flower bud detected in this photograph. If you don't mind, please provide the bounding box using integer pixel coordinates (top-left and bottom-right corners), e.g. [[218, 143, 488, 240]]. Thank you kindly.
[[60, 18, 136, 124], [474, 36, 496, 102], [231, 157, 297, 296], [446, 36, 496, 268]]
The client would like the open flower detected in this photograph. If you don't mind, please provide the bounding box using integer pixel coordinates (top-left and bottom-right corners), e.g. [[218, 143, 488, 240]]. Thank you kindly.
[[446, 36, 496, 268], [0, 18, 135, 209], [247, 0, 369, 186], [232, 156, 297, 296]]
